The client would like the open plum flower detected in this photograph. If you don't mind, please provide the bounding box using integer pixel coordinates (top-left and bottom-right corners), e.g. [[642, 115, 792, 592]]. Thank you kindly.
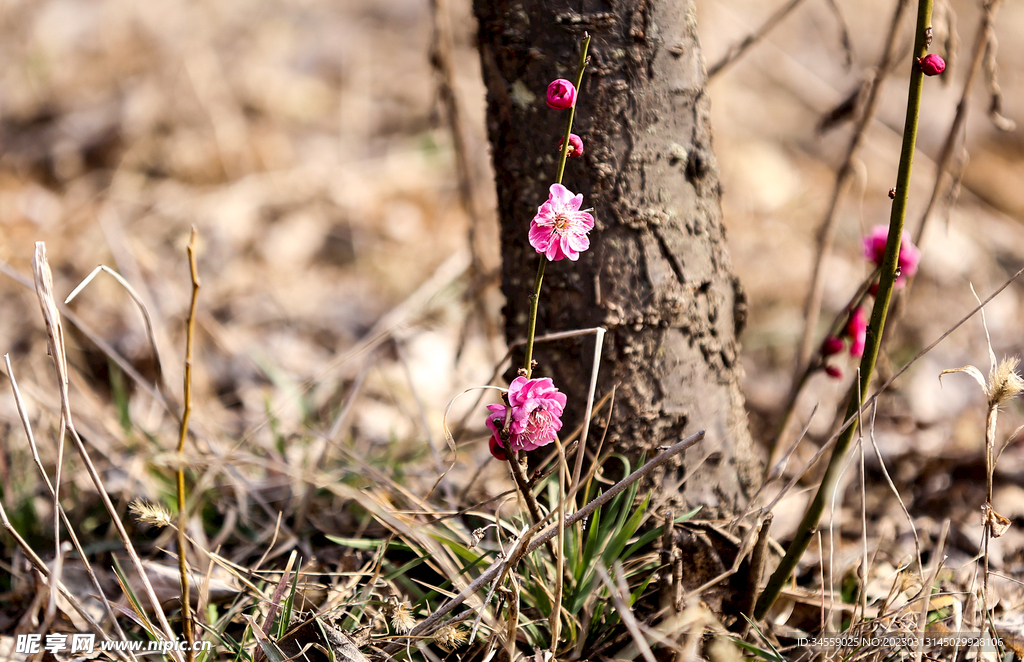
[[486, 376, 567, 456], [863, 225, 921, 287], [529, 183, 595, 261]]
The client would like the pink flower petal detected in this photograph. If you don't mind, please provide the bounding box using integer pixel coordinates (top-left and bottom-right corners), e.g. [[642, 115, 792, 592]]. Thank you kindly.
[[548, 183, 573, 208]]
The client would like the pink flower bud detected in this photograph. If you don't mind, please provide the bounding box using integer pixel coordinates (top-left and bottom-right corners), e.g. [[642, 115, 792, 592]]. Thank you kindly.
[[825, 365, 843, 379], [847, 307, 868, 358], [917, 54, 946, 76], [546, 79, 577, 110], [558, 134, 584, 158], [821, 336, 844, 357]]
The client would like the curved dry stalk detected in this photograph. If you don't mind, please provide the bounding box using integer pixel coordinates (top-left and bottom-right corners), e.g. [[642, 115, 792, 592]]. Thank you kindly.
[[0, 258, 174, 413], [570, 326, 605, 512], [64, 264, 167, 392], [868, 410, 924, 568]]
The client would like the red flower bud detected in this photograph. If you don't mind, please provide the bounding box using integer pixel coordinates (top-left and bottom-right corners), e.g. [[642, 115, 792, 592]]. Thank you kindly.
[[821, 336, 844, 357], [825, 365, 843, 379], [546, 79, 577, 110], [558, 133, 584, 158], [488, 436, 508, 461], [917, 54, 946, 76]]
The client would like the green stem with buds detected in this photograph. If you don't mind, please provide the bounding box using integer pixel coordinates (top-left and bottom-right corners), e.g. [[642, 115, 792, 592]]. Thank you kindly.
[[754, 0, 934, 620], [523, 34, 591, 378]]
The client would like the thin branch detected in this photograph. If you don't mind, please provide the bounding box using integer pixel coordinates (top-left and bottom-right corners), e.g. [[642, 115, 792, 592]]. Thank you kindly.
[[708, 0, 808, 79], [913, 0, 1004, 245], [177, 227, 201, 660], [757, 0, 935, 619], [795, 0, 911, 375]]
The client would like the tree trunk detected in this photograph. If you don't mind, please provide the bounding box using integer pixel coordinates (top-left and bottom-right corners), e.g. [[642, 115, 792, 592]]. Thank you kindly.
[[474, 0, 761, 515]]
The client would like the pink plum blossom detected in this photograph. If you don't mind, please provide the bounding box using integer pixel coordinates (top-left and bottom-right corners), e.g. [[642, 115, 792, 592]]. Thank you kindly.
[[558, 134, 584, 158], [847, 307, 868, 358], [862, 225, 921, 287], [546, 79, 577, 110], [486, 376, 566, 454], [529, 183, 595, 261]]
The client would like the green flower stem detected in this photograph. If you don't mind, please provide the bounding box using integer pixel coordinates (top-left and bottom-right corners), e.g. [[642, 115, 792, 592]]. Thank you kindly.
[[555, 35, 591, 186], [523, 257, 546, 378], [754, 0, 933, 620], [523, 34, 591, 378]]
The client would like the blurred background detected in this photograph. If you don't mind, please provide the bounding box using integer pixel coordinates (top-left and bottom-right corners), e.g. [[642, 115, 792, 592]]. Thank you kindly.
[[2, 0, 1024, 601]]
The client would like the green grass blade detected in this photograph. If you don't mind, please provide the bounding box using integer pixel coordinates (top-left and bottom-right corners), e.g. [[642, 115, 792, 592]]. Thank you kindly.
[[326, 535, 415, 553], [278, 562, 300, 639], [599, 492, 650, 569], [247, 616, 288, 662], [384, 555, 431, 581], [579, 500, 603, 579], [621, 506, 701, 560]]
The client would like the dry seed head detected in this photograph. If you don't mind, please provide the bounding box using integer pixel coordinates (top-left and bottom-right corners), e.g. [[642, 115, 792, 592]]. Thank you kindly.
[[432, 624, 467, 651], [988, 357, 1024, 408], [129, 499, 174, 528], [390, 603, 417, 634]]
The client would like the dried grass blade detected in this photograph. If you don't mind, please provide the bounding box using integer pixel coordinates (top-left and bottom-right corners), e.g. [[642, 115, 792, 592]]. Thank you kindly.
[[5, 354, 137, 659], [31, 243, 183, 661]]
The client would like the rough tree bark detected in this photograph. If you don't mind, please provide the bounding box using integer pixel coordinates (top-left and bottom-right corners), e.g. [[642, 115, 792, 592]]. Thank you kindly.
[[474, 0, 761, 515]]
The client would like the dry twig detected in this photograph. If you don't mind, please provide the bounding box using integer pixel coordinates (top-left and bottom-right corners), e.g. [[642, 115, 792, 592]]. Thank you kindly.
[[176, 227, 201, 659]]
